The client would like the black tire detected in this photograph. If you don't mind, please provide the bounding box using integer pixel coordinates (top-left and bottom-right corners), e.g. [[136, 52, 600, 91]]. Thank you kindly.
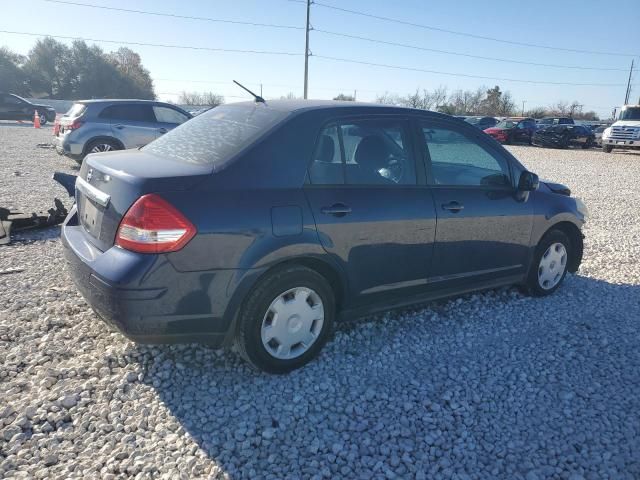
[[602, 144, 613, 153], [582, 138, 593, 149], [234, 265, 335, 373], [525, 229, 571, 297], [83, 139, 121, 160], [39, 114, 48, 126]]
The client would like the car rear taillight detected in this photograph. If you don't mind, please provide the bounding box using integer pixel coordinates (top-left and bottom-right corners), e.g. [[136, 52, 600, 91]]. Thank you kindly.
[[115, 194, 196, 254], [67, 119, 84, 130]]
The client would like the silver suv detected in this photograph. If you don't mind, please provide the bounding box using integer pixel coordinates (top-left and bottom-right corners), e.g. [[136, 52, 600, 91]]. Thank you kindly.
[[54, 100, 192, 162]]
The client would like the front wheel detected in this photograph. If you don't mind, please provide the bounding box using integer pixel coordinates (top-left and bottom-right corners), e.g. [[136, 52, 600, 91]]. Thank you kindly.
[[525, 230, 571, 297], [234, 265, 335, 373], [602, 144, 613, 153]]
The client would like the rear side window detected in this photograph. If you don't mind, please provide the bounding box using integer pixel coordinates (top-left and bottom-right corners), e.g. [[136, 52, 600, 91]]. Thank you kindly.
[[422, 124, 510, 187], [308, 119, 417, 186], [99, 104, 155, 122], [153, 106, 189, 124], [309, 124, 343, 184], [142, 105, 288, 167]]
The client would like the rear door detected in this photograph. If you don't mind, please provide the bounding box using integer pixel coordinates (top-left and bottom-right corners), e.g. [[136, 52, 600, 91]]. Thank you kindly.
[[99, 104, 159, 149], [151, 105, 190, 136], [419, 119, 533, 288], [304, 116, 437, 306]]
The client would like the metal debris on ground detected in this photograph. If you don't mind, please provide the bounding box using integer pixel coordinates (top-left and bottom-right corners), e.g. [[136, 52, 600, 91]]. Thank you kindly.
[[0, 267, 24, 275]]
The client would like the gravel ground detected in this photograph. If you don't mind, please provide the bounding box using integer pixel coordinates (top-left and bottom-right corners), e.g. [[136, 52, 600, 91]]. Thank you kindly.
[[1, 123, 639, 479]]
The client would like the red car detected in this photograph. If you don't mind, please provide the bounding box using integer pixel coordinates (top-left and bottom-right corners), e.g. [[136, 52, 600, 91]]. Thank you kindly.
[[484, 117, 536, 144]]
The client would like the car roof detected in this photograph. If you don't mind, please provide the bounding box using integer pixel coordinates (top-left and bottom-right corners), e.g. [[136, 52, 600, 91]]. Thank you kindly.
[[76, 99, 165, 104], [218, 99, 468, 123]]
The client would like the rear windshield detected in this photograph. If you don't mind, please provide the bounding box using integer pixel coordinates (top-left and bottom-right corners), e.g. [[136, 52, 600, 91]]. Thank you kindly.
[[142, 104, 289, 167], [66, 103, 87, 118]]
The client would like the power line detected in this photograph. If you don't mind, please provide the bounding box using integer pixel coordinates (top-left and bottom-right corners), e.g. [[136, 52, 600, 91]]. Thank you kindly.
[[0, 30, 302, 56], [313, 55, 628, 86], [313, 1, 638, 58], [315, 29, 629, 72], [41, 0, 304, 30], [154, 77, 380, 93]]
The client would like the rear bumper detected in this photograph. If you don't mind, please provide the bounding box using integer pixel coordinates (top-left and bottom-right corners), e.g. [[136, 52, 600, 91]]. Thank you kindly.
[[54, 134, 84, 158], [61, 206, 246, 346]]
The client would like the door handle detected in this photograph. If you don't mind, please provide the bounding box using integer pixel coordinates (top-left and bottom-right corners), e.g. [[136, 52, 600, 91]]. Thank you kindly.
[[321, 203, 351, 217], [114, 124, 125, 130], [441, 201, 464, 212], [158, 127, 168, 134]]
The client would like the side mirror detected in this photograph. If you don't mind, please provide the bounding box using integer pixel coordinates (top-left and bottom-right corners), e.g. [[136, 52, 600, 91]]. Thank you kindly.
[[518, 171, 539, 191]]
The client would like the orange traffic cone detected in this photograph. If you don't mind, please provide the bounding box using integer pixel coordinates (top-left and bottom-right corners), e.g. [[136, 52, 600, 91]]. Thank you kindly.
[[33, 110, 41, 129]]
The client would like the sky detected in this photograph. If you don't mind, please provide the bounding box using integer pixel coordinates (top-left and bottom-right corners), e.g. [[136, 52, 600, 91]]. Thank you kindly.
[[2, 0, 639, 118]]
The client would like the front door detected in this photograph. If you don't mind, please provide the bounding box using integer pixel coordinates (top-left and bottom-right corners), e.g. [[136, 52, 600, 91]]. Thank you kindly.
[[419, 121, 533, 288], [304, 118, 437, 306]]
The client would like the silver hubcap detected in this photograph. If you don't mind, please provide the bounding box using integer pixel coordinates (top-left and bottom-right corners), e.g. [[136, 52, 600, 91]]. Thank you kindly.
[[538, 242, 568, 290], [261, 287, 324, 360], [90, 144, 113, 153]]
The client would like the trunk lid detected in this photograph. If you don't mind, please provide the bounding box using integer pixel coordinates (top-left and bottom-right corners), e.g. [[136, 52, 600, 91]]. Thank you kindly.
[[76, 149, 212, 252]]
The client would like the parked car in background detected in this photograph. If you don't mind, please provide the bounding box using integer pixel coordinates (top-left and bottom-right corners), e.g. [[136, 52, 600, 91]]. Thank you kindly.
[[54, 99, 192, 162], [601, 104, 640, 153], [464, 116, 498, 130], [0, 93, 56, 124], [484, 117, 537, 144], [536, 117, 575, 128], [533, 124, 595, 149], [593, 125, 608, 146], [62, 100, 586, 372]]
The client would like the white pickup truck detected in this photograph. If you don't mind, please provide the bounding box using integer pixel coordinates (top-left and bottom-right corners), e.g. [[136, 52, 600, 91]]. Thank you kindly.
[[602, 105, 640, 153]]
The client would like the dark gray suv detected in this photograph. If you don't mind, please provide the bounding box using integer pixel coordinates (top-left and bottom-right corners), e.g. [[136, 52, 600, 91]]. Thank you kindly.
[[54, 99, 192, 162]]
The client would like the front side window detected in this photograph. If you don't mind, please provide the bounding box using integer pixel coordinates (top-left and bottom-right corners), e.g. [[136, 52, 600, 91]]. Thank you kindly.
[[153, 106, 190, 125], [422, 124, 511, 187], [5, 95, 24, 106]]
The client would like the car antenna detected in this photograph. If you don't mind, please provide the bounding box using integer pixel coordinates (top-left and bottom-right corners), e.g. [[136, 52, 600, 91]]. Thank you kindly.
[[233, 80, 265, 104]]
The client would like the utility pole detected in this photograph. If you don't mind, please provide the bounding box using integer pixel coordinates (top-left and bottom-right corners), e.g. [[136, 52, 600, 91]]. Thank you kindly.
[[303, 0, 312, 99], [521, 100, 526, 116], [624, 59, 634, 105]]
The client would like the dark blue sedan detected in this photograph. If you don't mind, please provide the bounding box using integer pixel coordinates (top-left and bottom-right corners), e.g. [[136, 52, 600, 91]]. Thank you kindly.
[[62, 100, 587, 373]]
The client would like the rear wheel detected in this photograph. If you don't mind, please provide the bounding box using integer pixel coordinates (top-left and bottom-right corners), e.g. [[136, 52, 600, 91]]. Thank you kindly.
[[602, 144, 613, 153], [235, 265, 335, 373], [83, 139, 121, 160], [526, 229, 571, 297]]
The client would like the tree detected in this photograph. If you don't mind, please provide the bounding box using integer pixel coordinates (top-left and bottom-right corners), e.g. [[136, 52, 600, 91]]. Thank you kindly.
[[280, 92, 302, 100], [0, 47, 28, 95], [178, 91, 224, 106], [108, 48, 154, 99], [12, 37, 155, 100], [22, 37, 72, 98], [333, 93, 355, 101]]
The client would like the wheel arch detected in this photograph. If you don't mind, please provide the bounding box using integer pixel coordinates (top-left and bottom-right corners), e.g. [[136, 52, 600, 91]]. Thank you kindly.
[[82, 136, 125, 156], [542, 221, 584, 273], [222, 255, 348, 346]]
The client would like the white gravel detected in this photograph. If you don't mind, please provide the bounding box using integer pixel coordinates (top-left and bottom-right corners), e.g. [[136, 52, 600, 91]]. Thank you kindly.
[[1, 124, 639, 479]]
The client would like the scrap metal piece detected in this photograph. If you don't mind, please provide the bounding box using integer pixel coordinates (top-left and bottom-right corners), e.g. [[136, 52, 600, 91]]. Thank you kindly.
[[52, 172, 77, 197]]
